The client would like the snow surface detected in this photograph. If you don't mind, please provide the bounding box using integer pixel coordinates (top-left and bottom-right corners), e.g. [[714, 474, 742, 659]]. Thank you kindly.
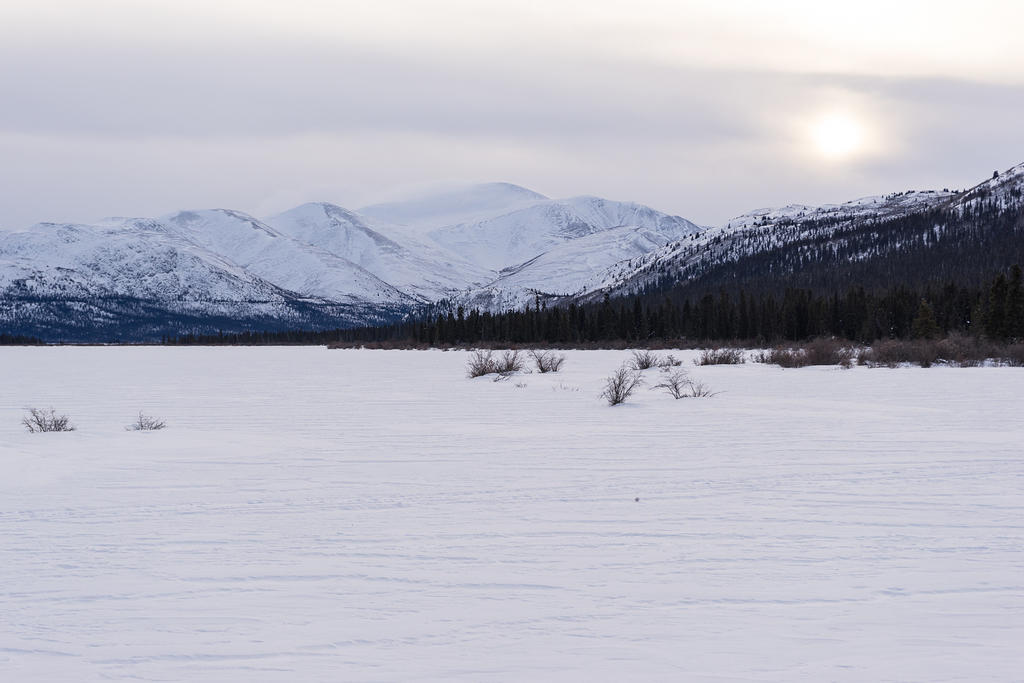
[[2, 347, 1022, 681]]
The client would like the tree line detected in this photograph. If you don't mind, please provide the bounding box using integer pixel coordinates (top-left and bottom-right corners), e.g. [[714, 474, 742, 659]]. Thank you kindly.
[[164, 265, 1023, 346], [0, 332, 44, 345]]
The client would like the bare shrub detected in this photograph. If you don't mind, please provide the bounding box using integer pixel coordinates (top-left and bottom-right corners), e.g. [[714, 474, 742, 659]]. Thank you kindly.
[[631, 349, 660, 370], [935, 333, 986, 366], [653, 369, 690, 399], [697, 348, 745, 365], [658, 354, 683, 368], [757, 338, 853, 368], [803, 338, 853, 367], [600, 366, 643, 406], [686, 380, 718, 397], [1003, 343, 1024, 367], [855, 335, 1019, 368], [22, 407, 75, 433], [857, 340, 906, 368], [912, 340, 940, 368], [755, 348, 789, 365], [128, 412, 166, 431], [467, 349, 496, 377], [859, 339, 939, 368], [653, 370, 719, 398], [494, 350, 524, 374], [530, 350, 566, 373], [469, 349, 524, 377]]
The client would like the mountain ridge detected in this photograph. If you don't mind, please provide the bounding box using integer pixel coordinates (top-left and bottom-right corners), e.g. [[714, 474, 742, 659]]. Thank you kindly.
[[0, 183, 698, 340], [2, 168, 1022, 342]]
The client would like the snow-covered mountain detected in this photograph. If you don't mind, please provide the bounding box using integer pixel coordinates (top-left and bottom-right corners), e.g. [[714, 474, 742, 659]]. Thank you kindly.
[[4, 165, 1021, 341], [265, 202, 491, 301], [0, 216, 409, 340], [585, 163, 1024, 300], [429, 195, 699, 271], [0, 219, 286, 304], [0, 184, 701, 340], [353, 186, 702, 308], [154, 209, 412, 306], [462, 219, 702, 310]]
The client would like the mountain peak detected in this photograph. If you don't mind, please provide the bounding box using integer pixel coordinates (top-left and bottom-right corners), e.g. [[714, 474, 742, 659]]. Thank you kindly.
[[358, 182, 548, 228]]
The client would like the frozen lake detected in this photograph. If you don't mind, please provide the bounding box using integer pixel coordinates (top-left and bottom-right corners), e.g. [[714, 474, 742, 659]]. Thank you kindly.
[[1, 347, 1022, 681]]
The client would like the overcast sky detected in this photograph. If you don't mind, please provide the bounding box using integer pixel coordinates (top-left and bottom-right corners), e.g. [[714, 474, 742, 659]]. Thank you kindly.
[[2, 0, 1023, 229]]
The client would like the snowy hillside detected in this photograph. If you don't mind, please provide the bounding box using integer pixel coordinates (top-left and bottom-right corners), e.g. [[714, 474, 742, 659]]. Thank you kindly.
[[462, 222, 702, 311], [0, 220, 283, 303], [429, 195, 700, 271], [266, 202, 491, 301], [155, 209, 413, 306], [588, 163, 1024, 299]]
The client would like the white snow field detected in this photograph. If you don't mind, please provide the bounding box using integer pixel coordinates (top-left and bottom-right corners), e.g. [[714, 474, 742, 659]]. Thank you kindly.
[[1, 347, 1022, 682]]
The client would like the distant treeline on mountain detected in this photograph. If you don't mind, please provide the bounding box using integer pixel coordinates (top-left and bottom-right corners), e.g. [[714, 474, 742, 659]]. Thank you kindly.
[[164, 264, 1023, 346], [0, 332, 43, 345], [624, 186, 1023, 301]]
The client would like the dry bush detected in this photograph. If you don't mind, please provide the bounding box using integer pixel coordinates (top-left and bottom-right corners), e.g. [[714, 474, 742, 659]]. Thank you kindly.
[[653, 370, 718, 399], [755, 348, 791, 366], [530, 350, 566, 373], [631, 349, 660, 370], [803, 338, 853, 367], [912, 340, 940, 368], [758, 338, 853, 368], [858, 339, 909, 368], [466, 349, 496, 377], [22, 407, 75, 433], [467, 349, 524, 377], [494, 350, 524, 374], [653, 369, 690, 399], [697, 348, 745, 365], [859, 339, 942, 368], [128, 412, 166, 431], [855, 335, 1024, 368], [658, 354, 683, 368], [686, 380, 718, 397], [600, 366, 643, 406], [935, 333, 986, 367], [1003, 343, 1024, 366]]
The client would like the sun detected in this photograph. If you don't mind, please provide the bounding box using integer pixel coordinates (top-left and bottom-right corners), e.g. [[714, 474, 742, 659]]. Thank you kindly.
[[811, 113, 865, 161]]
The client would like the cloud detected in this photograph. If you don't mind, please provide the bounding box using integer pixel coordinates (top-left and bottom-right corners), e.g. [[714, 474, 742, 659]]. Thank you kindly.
[[0, 1, 1021, 229]]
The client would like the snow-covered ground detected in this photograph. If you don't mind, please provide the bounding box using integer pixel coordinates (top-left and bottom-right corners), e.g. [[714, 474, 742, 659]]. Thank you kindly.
[[1, 347, 1022, 682]]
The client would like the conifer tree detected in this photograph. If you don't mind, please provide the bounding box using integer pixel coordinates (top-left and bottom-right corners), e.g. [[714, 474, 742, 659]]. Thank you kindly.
[[984, 274, 1009, 339], [911, 299, 940, 339], [1006, 265, 1024, 339]]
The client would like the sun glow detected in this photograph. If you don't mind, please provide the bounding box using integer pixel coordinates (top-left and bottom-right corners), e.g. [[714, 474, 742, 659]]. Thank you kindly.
[[811, 113, 866, 161]]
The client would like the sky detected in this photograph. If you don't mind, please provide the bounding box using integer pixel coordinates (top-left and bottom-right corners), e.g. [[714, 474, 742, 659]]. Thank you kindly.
[[2, 0, 1023, 229]]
